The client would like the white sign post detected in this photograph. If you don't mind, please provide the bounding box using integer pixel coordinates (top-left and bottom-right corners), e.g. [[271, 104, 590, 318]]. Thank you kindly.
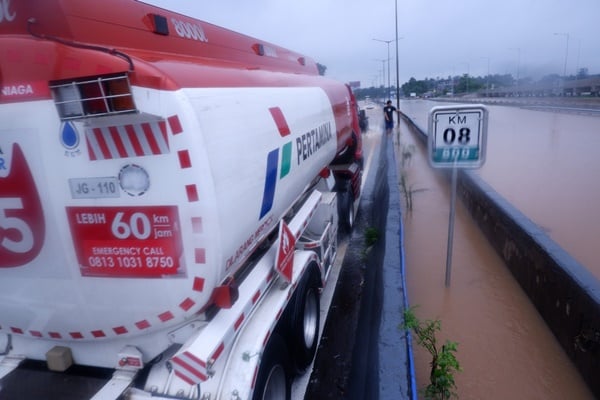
[[428, 104, 488, 287]]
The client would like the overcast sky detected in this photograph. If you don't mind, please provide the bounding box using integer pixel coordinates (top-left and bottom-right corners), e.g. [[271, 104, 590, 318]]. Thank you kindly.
[[144, 0, 600, 88]]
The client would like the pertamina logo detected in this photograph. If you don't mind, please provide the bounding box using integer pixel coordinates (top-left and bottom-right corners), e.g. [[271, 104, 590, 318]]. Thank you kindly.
[[0, 144, 45, 267], [259, 107, 293, 219], [0, 0, 16, 24], [259, 107, 333, 220]]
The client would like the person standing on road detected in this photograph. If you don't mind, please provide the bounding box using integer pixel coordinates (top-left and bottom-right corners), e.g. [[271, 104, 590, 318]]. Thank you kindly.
[[383, 100, 397, 133]]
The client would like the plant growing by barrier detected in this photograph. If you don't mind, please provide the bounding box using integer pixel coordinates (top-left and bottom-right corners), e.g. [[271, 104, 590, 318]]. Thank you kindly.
[[397, 142, 426, 213], [399, 172, 413, 211], [364, 226, 379, 247], [401, 144, 416, 168], [403, 307, 461, 399], [399, 172, 427, 212], [361, 226, 380, 261]]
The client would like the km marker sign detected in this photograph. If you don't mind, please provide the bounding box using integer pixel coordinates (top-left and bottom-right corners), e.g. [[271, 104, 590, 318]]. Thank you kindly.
[[428, 104, 488, 169], [427, 104, 488, 287]]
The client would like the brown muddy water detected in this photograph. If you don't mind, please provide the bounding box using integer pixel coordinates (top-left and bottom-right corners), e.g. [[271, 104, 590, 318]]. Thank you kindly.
[[401, 99, 600, 280], [383, 101, 595, 399]]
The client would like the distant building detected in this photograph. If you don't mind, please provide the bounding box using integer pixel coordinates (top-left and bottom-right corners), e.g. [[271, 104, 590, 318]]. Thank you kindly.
[[348, 81, 361, 89]]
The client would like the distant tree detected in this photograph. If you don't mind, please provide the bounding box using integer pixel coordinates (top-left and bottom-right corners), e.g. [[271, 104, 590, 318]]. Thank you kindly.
[[402, 77, 435, 96], [539, 73, 561, 83], [520, 77, 533, 85], [487, 74, 514, 88], [353, 85, 389, 101], [354, 69, 599, 98], [317, 63, 327, 76], [577, 68, 589, 79]]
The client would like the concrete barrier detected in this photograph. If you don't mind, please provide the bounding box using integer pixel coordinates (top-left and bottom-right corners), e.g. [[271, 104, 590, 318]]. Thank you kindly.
[[306, 132, 414, 399], [400, 112, 600, 398]]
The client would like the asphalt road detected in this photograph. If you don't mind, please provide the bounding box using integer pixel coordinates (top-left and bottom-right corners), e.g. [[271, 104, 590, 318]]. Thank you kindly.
[[291, 112, 384, 400], [295, 110, 413, 400]]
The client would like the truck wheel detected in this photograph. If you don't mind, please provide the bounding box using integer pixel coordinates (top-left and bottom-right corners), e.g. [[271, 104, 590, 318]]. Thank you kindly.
[[253, 335, 291, 400], [338, 189, 355, 234], [289, 270, 320, 373]]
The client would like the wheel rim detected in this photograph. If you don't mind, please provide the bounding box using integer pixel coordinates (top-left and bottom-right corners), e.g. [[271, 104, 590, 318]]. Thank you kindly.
[[303, 288, 318, 349], [261, 364, 287, 400]]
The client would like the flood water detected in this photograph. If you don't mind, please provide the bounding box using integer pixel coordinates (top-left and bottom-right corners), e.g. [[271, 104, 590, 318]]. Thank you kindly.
[[400, 99, 600, 280], [381, 100, 595, 399]]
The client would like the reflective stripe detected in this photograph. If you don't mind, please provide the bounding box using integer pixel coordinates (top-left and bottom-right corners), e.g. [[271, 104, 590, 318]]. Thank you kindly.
[[86, 121, 169, 160]]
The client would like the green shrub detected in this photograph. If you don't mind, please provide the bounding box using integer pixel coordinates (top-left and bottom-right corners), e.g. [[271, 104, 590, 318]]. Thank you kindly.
[[403, 307, 461, 399]]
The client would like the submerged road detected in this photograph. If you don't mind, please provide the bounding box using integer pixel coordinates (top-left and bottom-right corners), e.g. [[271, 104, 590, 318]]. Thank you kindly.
[[397, 100, 595, 399], [401, 99, 600, 281]]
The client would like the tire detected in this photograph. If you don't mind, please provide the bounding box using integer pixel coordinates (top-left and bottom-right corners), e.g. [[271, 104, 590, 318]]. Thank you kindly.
[[288, 269, 321, 373], [337, 188, 355, 234], [253, 335, 291, 400]]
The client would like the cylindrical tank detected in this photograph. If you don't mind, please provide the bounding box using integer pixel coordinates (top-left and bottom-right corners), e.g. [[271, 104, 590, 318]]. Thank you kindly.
[[0, 0, 359, 366]]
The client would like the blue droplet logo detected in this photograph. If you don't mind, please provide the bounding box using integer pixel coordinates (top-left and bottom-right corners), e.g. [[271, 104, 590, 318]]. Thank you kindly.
[[61, 122, 79, 149]]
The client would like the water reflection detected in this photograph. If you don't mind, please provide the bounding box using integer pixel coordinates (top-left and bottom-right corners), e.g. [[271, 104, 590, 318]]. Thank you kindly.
[[400, 99, 600, 280], [392, 101, 594, 399]]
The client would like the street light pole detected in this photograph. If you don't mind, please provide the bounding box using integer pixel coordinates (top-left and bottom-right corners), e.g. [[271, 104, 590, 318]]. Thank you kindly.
[[373, 59, 386, 96], [460, 62, 470, 94], [395, 0, 400, 110], [373, 58, 385, 97], [575, 38, 581, 78], [373, 38, 395, 100], [509, 47, 520, 95], [553, 33, 569, 95], [481, 57, 490, 97], [452, 66, 455, 96], [554, 32, 570, 78]]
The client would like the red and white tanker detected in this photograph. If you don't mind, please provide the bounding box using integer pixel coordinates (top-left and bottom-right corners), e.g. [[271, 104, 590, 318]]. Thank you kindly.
[[0, 0, 362, 399]]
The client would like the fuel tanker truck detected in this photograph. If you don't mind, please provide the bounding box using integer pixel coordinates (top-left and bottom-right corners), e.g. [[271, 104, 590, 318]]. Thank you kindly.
[[0, 0, 363, 398]]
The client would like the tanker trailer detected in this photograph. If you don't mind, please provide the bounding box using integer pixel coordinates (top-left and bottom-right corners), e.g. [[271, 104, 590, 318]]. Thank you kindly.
[[0, 0, 362, 398]]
